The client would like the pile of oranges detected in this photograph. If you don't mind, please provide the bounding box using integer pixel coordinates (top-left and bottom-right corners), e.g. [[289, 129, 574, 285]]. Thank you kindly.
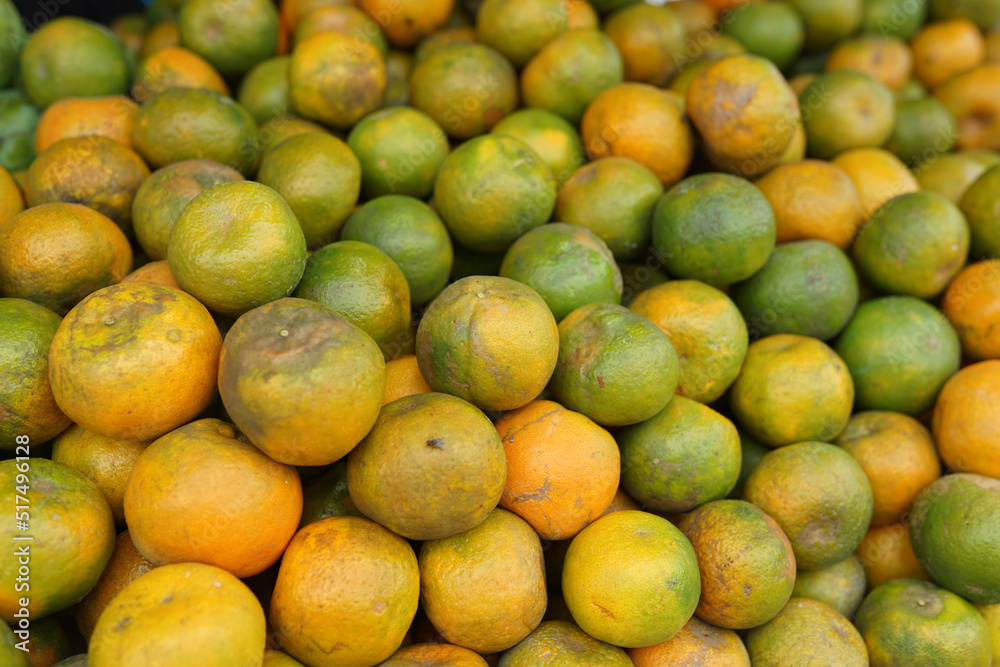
[[1, 0, 1000, 664]]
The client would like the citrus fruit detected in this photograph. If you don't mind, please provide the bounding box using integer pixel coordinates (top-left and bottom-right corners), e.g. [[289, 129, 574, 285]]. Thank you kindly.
[[20, 17, 129, 108], [346, 106, 450, 200], [409, 43, 517, 140], [723, 2, 804, 70], [800, 70, 896, 159], [132, 46, 230, 103], [861, 0, 927, 39], [139, 19, 180, 58], [826, 35, 912, 92], [47, 282, 221, 442], [856, 521, 930, 590], [168, 180, 307, 318], [627, 615, 751, 667], [792, 556, 867, 620], [732, 430, 771, 499], [346, 392, 506, 540], [385, 50, 414, 107], [178, 0, 279, 77], [258, 116, 331, 155], [490, 109, 585, 185], [132, 88, 259, 176], [0, 459, 114, 621], [381, 354, 432, 406], [256, 133, 361, 248], [0, 90, 39, 173], [550, 302, 680, 427], [89, 563, 266, 667], [910, 473, 1000, 604], [912, 18, 985, 90], [934, 65, 1000, 151], [603, 3, 685, 86], [0, 165, 21, 224], [73, 530, 155, 640], [132, 159, 244, 261], [942, 260, 1000, 360], [652, 172, 776, 286], [834, 296, 961, 416], [745, 441, 874, 570], [236, 56, 291, 123], [855, 578, 993, 665], [476, 0, 568, 68], [380, 644, 488, 667], [34, 95, 139, 153], [434, 134, 556, 253], [832, 147, 920, 220], [420, 508, 546, 652], [294, 6, 388, 55], [731, 239, 860, 341], [563, 510, 700, 648], [960, 162, 1000, 259], [629, 280, 747, 403], [745, 598, 868, 667], [786, 0, 863, 52], [555, 157, 663, 261], [494, 400, 620, 540], [413, 26, 477, 64], [280, 0, 353, 35], [976, 603, 1000, 665], [933, 360, 1000, 479], [416, 276, 558, 411], [679, 499, 796, 629], [583, 82, 693, 186], [498, 620, 632, 667], [886, 98, 958, 166], [263, 651, 307, 667], [359, 0, 453, 49], [917, 152, 994, 203], [929, 0, 1000, 28], [618, 396, 741, 513], [0, 298, 70, 448]]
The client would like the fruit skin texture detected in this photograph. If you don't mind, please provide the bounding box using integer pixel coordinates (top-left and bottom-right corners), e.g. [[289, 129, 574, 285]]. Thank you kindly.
[[960, 162, 1000, 259], [800, 70, 896, 160], [34, 95, 139, 154], [679, 500, 797, 630], [856, 522, 930, 590], [476, 0, 569, 68], [416, 276, 559, 412], [745, 441, 874, 571], [909, 473, 1000, 605], [933, 360, 1000, 479], [73, 530, 155, 640], [627, 615, 751, 667], [178, 0, 279, 77], [792, 556, 867, 620], [380, 644, 488, 667], [270, 516, 420, 667], [419, 508, 546, 653], [550, 303, 680, 427], [89, 563, 266, 667], [490, 108, 585, 187], [833, 147, 919, 220], [346, 392, 507, 541], [855, 578, 992, 666], [942, 260, 1000, 360], [729, 334, 854, 448], [618, 396, 741, 513], [0, 459, 114, 622], [358, 0, 452, 49], [499, 620, 632, 667], [0, 298, 70, 448], [47, 282, 221, 443], [562, 510, 701, 649], [746, 598, 868, 667]]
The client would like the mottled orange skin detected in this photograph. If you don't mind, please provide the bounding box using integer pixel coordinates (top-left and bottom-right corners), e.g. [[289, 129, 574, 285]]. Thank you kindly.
[[35, 95, 139, 154], [746, 598, 868, 666], [942, 260, 1000, 360], [73, 529, 155, 639], [383, 354, 432, 406], [379, 643, 489, 666], [132, 46, 230, 103], [933, 360, 1000, 480], [280, 0, 354, 35], [494, 400, 619, 540], [935, 65, 1000, 150], [121, 260, 181, 290], [856, 522, 929, 590], [359, 0, 452, 48], [582, 82, 693, 186], [832, 147, 920, 220], [628, 616, 751, 667], [0, 167, 22, 225], [826, 36, 913, 91], [139, 20, 180, 58], [912, 18, 985, 90], [603, 4, 686, 87], [48, 282, 220, 442]]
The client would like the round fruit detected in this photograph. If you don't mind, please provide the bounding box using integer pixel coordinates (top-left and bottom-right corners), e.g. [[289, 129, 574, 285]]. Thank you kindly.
[[861, 0, 927, 39], [476, 0, 568, 68], [786, 0, 863, 52], [72, 530, 154, 640], [236, 56, 291, 123], [490, 109, 585, 185], [627, 616, 751, 667], [33, 95, 139, 153], [933, 360, 1000, 479], [792, 556, 867, 619], [746, 598, 868, 667], [293, 6, 387, 55], [887, 98, 958, 165], [178, 0, 279, 77], [826, 35, 913, 91], [499, 620, 632, 667], [934, 66, 1000, 152], [929, 0, 1000, 29], [942, 260, 1000, 360], [358, 0, 452, 49], [603, 3, 686, 86], [917, 152, 993, 203], [723, 2, 804, 70], [832, 147, 919, 220], [132, 46, 230, 103], [960, 162, 1000, 259], [856, 522, 930, 590], [911, 18, 985, 90], [800, 70, 896, 160]]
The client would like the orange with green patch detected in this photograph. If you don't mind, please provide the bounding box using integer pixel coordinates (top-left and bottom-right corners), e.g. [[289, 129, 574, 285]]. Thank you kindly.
[[746, 598, 868, 666], [132, 46, 229, 103]]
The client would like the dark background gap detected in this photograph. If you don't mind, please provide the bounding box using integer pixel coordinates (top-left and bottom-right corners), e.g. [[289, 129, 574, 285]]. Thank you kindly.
[[13, 0, 146, 27]]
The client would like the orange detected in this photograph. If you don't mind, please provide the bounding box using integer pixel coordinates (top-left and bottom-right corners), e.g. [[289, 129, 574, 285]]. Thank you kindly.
[[419, 508, 546, 653], [494, 400, 620, 540], [489, 108, 585, 186], [520, 29, 624, 125], [792, 556, 866, 620], [26, 135, 150, 237], [800, 70, 896, 160], [51, 425, 150, 525], [961, 162, 1000, 258], [414, 26, 478, 64], [270, 516, 420, 667], [167, 181, 307, 318], [977, 603, 1000, 666], [627, 616, 750, 667], [583, 82, 693, 186], [836, 411, 941, 526], [911, 18, 985, 90], [0, 298, 71, 449], [110, 13, 147, 58], [73, 530, 155, 640], [359, 0, 453, 48], [383, 354, 433, 405], [723, 1, 804, 71], [0, 203, 132, 315], [826, 35, 913, 91], [132, 46, 230, 103], [48, 282, 221, 442], [140, 19, 180, 58], [887, 97, 959, 165], [347, 392, 506, 540], [0, 165, 21, 224], [671, 0, 714, 41], [34, 95, 139, 153], [679, 500, 796, 630], [264, 650, 308, 666], [755, 159, 862, 250], [89, 562, 266, 667], [934, 65, 1000, 150], [562, 510, 701, 648], [942, 260, 1000, 360], [855, 522, 930, 590], [218, 297, 385, 466], [566, 0, 599, 28], [132, 159, 244, 261], [237, 56, 292, 124], [475, 0, 569, 68], [603, 3, 685, 87], [0, 459, 114, 621], [686, 55, 799, 177], [745, 441, 874, 570], [258, 116, 331, 155], [917, 151, 994, 203], [178, 0, 280, 78], [293, 6, 388, 55], [416, 276, 558, 412], [785, 0, 863, 52], [831, 147, 920, 220], [745, 598, 868, 666], [933, 360, 1000, 479], [19, 616, 72, 665], [603, 486, 642, 515], [380, 644, 488, 666], [499, 620, 632, 666], [289, 31, 385, 130], [280, 0, 353, 35]]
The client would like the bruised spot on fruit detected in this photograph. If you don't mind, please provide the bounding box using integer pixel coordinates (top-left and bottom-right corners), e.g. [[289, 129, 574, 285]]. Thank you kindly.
[[426, 438, 444, 449], [594, 602, 616, 619]]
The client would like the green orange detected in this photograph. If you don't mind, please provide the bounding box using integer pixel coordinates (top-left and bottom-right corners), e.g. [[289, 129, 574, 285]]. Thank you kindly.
[[476, 0, 568, 68], [603, 3, 686, 86], [887, 98, 958, 165], [178, 0, 279, 77], [786, 0, 863, 52], [723, 2, 805, 70], [800, 70, 896, 160], [237, 56, 291, 124], [792, 556, 867, 619], [499, 620, 632, 666], [960, 162, 1000, 259], [490, 109, 585, 185], [746, 598, 868, 666]]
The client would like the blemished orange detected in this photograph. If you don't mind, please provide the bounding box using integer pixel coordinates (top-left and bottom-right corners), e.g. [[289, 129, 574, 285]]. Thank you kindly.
[[825, 35, 913, 91], [124, 418, 302, 577], [132, 46, 230, 103], [47, 282, 221, 442], [280, 0, 353, 35], [628, 616, 751, 667], [358, 0, 452, 48], [73, 529, 155, 639], [494, 400, 620, 540], [754, 159, 862, 250], [934, 65, 1000, 150], [382, 354, 433, 406], [911, 18, 986, 90], [932, 360, 1000, 480], [34, 95, 139, 153], [745, 598, 868, 666], [379, 644, 488, 666], [941, 260, 1000, 360], [121, 260, 181, 290], [855, 522, 930, 590], [832, 147, 921, 220], [270, 516, 420, 667]]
